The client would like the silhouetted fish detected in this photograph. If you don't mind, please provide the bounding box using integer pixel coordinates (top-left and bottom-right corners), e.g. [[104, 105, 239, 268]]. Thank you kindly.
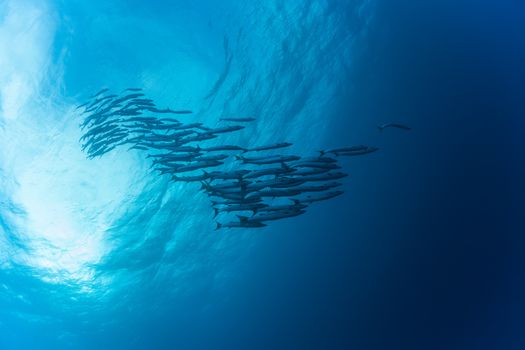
[[172, 161, 223, 173], [257, 200, 307, 213], [91, 88, 109, 98], [291, 162, 341, 170], [200, 145, 245, 152], [237, 155, 300, 165], [334, 147, 378, 156], [171, 172, 211, 182], [146, 107, 193, 114], [378, 123, 411, 131], [243, 165, 295, 179], [295, 172, 348, 182], [320, 146, 378, 156], [240, 209, 306, 222], [213, 203, 268, 217], [301, 191, 344, 203], [215, 221, 266, 230], [211, 197, 262, 206], [243, 142, 292, 153], [249, 189, 302, 198], [200, 125, 245, 135]]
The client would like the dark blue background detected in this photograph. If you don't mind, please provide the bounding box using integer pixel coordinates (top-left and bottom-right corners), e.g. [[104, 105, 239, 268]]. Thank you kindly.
[[154, 1, 524, 349]]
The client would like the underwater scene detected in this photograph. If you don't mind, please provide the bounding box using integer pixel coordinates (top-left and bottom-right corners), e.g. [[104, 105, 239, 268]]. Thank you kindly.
[[0, 0, 523, 349]]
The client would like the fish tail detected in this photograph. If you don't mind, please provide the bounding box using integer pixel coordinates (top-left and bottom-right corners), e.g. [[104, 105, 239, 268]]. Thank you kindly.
[[237, 215, 249, 222]]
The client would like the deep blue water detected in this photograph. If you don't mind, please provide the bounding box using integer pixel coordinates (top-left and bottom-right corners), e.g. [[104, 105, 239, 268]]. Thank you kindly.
[[0, 0, 523, 349]]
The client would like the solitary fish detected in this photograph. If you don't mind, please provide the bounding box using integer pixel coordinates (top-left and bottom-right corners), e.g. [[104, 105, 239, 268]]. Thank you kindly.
[[291, 162, 341, 170], [334, 147, 378, 157], [378, 123, 411, 131], [320, 146, 378, 157]]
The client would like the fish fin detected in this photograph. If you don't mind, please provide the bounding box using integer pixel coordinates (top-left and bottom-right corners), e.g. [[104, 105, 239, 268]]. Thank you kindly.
[[319, 150, 326, 156], [213, 208, 219, 218], [235, 155, 244, 161], [237, 215, 249, 222], [215, 222, 222, 230], [377, 125, 384, 132], [292, 199, 301, 205]]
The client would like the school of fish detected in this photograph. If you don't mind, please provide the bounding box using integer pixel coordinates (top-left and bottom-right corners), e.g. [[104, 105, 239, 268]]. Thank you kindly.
[[78, 88, 385, 229]]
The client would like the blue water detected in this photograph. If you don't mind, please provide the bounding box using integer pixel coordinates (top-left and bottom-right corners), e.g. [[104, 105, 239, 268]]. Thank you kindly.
[[0, 0, 523, 349]]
